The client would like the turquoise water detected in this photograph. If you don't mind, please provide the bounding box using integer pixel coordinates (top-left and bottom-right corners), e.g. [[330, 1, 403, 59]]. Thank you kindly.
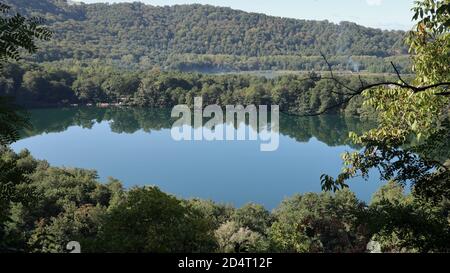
[[12, 107, 382, 209]]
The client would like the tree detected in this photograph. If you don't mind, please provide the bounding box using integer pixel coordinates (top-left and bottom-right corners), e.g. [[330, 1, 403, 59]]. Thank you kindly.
[[97, 187, 216, 253], [0, 96, 30, 145], [231, 203, 273, 235], [215, 221, 269, 253], [318, 0, 450, 252], [2, 0, 410, 73], [268, 190, 368, 253], [0, 2, 51, 65], [101, 74, 140, 103], [0, 148, 36, 251], [72, 77, 105, 103], [27, 204, 105, 253], [0, 2, 51, 144], [366, 181, 450, 253], [0, 2, 50, 244], [321, 0, 450, 203]]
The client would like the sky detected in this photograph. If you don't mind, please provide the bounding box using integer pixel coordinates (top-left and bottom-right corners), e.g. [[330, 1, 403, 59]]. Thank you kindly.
[[74, 0, 415, 30]]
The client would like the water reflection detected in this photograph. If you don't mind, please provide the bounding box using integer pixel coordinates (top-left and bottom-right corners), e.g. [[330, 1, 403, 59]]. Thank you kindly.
[[21, 107, 374, 148]]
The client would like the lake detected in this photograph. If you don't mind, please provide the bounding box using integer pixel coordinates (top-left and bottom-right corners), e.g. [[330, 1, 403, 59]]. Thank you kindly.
[[12, 107, 383, 209]]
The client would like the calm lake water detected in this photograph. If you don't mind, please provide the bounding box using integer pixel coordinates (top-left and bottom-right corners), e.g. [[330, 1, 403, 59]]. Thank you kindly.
[[12, 107, 383, 209]]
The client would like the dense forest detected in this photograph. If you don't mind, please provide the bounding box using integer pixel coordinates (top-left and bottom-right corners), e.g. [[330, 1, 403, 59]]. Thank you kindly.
[[1, 62, 402, 116], [2, 0, 411, 73], [1, 147, 449, 253]]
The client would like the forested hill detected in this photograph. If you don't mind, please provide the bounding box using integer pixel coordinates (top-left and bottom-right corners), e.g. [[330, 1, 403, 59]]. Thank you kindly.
[[3, 0, 409, 72]]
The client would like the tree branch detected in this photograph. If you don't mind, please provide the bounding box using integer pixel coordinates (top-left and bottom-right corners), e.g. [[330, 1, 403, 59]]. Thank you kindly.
[[294, 54, 450, 116]]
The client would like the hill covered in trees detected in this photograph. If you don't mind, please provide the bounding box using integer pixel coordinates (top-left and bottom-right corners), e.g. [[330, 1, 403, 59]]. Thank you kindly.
[[3, 0, 410, 73]]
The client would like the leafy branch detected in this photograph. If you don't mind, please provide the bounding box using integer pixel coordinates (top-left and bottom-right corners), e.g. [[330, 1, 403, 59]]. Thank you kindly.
[[297, 52, 450, 116], [0, 2, 51, 144], [0, 2, 52, 66]]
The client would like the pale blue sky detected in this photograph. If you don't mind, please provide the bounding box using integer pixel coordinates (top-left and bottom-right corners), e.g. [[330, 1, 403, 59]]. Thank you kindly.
[[74, 0, 415, 30]]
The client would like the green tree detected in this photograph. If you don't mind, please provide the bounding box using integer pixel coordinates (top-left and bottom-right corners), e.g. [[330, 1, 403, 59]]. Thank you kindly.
[[28, 204, 105, 253], [2, 0, 410, 73], [231, 203, 272, 235], [215, 221, 269, 253], [0, 148, 34, 251], [321, 0, 450, 202], [97, 187, 217, 253], [269, 190, 368, 253], [0, 1, 51, 144], [0, 2, 51, 65], [367, 181, 450, 253], [320, 0, 450, 252], [0, 2, 51, 251], [72, 77, 105, 103]]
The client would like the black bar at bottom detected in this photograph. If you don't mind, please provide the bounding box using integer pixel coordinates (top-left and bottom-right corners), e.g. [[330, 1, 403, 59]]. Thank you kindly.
[[2, 253, 446, 272]]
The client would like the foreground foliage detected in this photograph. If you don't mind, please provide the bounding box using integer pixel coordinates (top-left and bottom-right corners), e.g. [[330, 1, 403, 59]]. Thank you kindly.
[[0, 1, 51, 146], [1, 148, 449, 253], [322, 0, 450, 204]]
